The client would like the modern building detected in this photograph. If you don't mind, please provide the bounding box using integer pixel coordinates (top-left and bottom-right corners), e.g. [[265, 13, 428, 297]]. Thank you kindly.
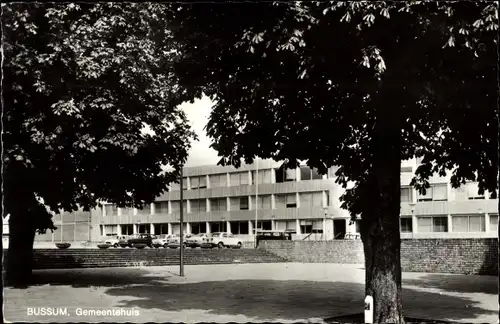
[[21, 158, 498, 245], [90, 158, 498, 243]]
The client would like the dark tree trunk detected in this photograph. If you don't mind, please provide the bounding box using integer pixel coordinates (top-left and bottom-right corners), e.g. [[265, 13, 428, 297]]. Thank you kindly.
[[6, 210, 37, 287], [360, 101, 404, 323]]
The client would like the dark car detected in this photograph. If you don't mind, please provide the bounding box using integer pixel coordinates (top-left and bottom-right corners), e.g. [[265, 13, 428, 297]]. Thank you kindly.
[[127, 233, 157, 248]]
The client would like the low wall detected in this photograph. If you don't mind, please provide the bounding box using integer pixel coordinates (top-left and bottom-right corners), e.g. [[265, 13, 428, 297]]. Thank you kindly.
[[2, 248, 288, 270], [260, 238, 498, 275]]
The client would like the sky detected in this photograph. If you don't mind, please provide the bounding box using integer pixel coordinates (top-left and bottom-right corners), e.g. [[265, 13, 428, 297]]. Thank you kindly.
[[180, 96, 221, 167]]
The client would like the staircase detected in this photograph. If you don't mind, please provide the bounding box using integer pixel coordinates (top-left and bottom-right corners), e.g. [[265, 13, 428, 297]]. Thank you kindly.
[[2, 248, 289, 270]]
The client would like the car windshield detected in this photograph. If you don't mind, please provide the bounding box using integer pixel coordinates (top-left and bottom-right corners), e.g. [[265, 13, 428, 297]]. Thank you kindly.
[[194, 233, 205, 237], [210, 233, 221, 237]]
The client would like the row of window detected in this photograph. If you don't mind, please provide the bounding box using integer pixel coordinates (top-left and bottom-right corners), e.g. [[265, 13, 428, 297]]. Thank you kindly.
[[400, 182, 487, 202], [104, 192, 328, 216], [171, 166, 327, 191], [103, 214, 499, 238], [396, 214, 498, 233], [102, 220, 274, 236]]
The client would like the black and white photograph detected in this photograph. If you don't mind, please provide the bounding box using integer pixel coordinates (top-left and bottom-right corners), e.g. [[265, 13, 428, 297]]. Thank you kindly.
[[1, 1, 499, 323]]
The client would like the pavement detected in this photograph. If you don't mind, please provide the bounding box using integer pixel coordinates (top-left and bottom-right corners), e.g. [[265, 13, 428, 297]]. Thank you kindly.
[[3, 263, 498, 323]]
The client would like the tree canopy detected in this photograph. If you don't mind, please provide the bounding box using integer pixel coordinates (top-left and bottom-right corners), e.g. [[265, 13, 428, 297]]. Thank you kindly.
[[167, 0, 498, 213], [2, 2, 196, 232], [165, 2, 498, 322]]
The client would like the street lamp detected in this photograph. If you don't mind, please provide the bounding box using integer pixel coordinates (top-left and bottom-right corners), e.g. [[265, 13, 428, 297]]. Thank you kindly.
[[323, 208, 329, 241], [179, 166, 185, 277], [408, 203, 416, 240]]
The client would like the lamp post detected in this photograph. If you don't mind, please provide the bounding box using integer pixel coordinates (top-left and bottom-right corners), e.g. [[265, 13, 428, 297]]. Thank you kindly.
[[409, 203, 416, 240], [323, 207, 329, 241], [254, 157, 259, 248], [179, 166, 185, 277]]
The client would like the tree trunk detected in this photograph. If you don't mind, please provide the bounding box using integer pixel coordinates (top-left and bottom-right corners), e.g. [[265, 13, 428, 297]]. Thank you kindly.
[[6, 210, 37, 287], [360, 100, 404, 323]]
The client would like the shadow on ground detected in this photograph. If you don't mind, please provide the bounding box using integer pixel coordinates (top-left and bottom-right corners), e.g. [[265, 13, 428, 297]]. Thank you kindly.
[[403, 273, 498, 295], [4, 268, 174, 289], [103, 279, 495, 322], [5, 269, 498, 322]]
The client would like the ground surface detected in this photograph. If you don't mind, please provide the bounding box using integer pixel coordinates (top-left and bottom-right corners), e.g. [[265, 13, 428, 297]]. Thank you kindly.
[[4, 263, 498, 323]]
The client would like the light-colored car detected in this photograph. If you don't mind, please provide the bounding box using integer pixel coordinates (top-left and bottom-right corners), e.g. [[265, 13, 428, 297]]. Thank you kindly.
[[210, 232, 243, 249], [167, 234, 192, 249], [152, 234, 175, 248], [103, 235, 127, 248], [185, 233, 213, 249]]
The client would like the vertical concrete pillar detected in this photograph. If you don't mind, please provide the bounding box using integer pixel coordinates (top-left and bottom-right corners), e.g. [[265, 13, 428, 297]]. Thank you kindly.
[[168, 223, 173, 235], [206, 222, 211, 233], [296, 219, 301, 235], [227, 221, 231, 234], [150, 223, 155, 235]]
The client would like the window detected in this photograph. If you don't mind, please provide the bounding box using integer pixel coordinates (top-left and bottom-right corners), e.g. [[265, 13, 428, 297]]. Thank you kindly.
[[104, 204, 117, 216], [311, 168, 322, 180], [275, 194, 297, 209], [312, 220, 323, 233], [285, 194, 297, 208], [275, 165, 297, 183], [230, 172, 249, 187], [138, 204, 151, 214], [154, 201, 169, 214], [170, 201, 187, 214], [275, 220, 296, 231], [256, 195, 272, 209], [199, 176, 207, 189], [325, 191, 330, 207], [210, 198, 227, 212], [190, 222, 207, 234], [182, 177, 188, 190], [209, 174, 226, 188], [190, 177, 200, 189], [417, 184, 447, 202], [252, 220, 272, 231], [154, 223, 169, 235], [417, 216, 448, 232], [490, 215, 498, 232], [299, 192, 323, 208], [122, 224, 134, 235], [452, 215, 485, 232], [190, 199, 207, 213], [466, 182, 485, 200], [251, 169, 273, 185], [300, 166, 312, 180], [190, 176, 207, 189], [300, 220, 313, 234], [400, 218, 413, 233], [240, 197, 249, 210], [401, 166, 413, 173], [230, 221, 249, 234], [400, 187, 412, 203]]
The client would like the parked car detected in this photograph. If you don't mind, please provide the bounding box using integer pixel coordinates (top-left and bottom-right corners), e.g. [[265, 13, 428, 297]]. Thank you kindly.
[[104, 235, 128, 248], [210, 232, 243, 249], [344, 233, 361, 240], [118, 235, 130, 248], [167, 234, 192, 249], [152, 234, 175, 248], [185, 233, 213, 248], [127, 233, 157, 248]]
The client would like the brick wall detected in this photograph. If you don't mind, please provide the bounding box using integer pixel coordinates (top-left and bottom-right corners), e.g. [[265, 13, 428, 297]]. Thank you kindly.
[[260, 238, 498, 275]]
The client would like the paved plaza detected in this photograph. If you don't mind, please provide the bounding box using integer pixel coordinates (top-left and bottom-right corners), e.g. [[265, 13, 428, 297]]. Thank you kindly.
[[4, 263, 498, 323]]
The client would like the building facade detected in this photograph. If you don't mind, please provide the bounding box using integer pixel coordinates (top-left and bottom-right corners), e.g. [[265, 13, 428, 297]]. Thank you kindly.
[[90, 158, 498, 243]]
